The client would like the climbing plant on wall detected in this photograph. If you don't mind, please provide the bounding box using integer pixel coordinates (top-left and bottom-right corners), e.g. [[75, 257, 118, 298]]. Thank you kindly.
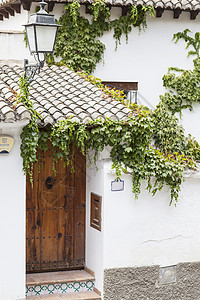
[[47, 0, 154, 73], [19, 28, 200, 205], [16, 71, 198, 206], [161, 29, 200, 114]]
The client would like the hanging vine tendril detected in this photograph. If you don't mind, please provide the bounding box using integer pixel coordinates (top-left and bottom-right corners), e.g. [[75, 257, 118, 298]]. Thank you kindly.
[[46, 0, 155, 73]]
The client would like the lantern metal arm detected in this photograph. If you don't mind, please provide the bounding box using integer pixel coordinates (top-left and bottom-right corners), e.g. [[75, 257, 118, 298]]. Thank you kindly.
[[23, 0, 61, 85], [24, 59, 44, 85]]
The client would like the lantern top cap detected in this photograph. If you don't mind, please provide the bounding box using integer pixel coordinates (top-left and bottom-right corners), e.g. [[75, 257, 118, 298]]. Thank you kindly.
[[38, 1, 48, 14], [24, 0, 61, 26]]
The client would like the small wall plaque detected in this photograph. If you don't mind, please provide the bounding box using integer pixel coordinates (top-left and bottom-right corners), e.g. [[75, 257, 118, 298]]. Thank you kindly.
[[111, 178, 124, 191], [0, 135, 14, 154]]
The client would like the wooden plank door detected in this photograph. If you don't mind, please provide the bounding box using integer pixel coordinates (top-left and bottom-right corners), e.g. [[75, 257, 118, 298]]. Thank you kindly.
[[26, 147, 86, 273]]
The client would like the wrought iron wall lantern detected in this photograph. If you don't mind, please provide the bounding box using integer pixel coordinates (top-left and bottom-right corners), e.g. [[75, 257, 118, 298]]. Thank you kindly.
[[23, 0, 61, 85]]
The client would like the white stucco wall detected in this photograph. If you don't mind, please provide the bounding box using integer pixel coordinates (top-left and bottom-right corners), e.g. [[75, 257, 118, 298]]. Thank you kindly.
[[0, 32, 30, 62], [103, 160, 200, 269], [85, 156, 200, 294], [77, 8, 200, 141], [85, 155, 104, 292], [93, 9, 200, 141], [0, 122, 27, 300], [0, 7, 28, 31], [0, 7, 31, 62]]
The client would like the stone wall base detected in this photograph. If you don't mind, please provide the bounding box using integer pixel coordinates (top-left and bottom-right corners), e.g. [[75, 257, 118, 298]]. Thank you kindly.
[[103, 262, 200, 299]]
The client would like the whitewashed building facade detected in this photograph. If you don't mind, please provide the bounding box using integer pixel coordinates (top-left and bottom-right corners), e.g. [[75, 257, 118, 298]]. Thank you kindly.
[[0, 0, 200, 299]]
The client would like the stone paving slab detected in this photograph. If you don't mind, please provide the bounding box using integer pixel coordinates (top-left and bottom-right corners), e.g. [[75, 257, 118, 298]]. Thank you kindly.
[[26, 270, 94, 286]]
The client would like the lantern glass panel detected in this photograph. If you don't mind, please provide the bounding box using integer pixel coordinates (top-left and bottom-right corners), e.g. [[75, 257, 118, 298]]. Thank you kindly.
[[26, 25, 36, 53], [35, 25, 57, 52]]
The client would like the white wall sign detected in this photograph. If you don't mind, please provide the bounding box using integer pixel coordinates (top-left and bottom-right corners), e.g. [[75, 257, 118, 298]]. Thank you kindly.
[[0, 135, 14, 154], [111, 179, 124, 191]]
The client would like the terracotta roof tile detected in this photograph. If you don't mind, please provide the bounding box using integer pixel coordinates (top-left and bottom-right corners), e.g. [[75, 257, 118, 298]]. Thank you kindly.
[[0, 63, 129, 125], [97, 0, 200, 10]]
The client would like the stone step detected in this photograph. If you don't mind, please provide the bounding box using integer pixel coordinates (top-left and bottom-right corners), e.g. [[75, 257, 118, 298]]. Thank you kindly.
[[26, 291, 101, 299], [26, 270, 96, 297]]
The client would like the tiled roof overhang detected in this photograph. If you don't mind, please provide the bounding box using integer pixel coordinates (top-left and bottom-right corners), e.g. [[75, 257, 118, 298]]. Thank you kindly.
[[0, 63, 129, 126], [0, 0, 200, 21]]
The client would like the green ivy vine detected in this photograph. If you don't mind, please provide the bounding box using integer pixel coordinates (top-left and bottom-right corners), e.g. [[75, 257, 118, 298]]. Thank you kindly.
[[15, 76, 40, 183], [16, 71, 198, 205], [47, 0, 154, 73], [162, 29, 200, 114], [19, 27, 200, 205]]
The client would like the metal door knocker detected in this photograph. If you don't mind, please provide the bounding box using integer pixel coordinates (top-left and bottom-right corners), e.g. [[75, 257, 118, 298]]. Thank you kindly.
[[46, 176, 54, 189], [58, 232, 62, 239]]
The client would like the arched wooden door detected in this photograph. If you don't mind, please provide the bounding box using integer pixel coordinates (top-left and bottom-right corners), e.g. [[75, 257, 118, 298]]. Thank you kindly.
[[26, 147, 86, 273]]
